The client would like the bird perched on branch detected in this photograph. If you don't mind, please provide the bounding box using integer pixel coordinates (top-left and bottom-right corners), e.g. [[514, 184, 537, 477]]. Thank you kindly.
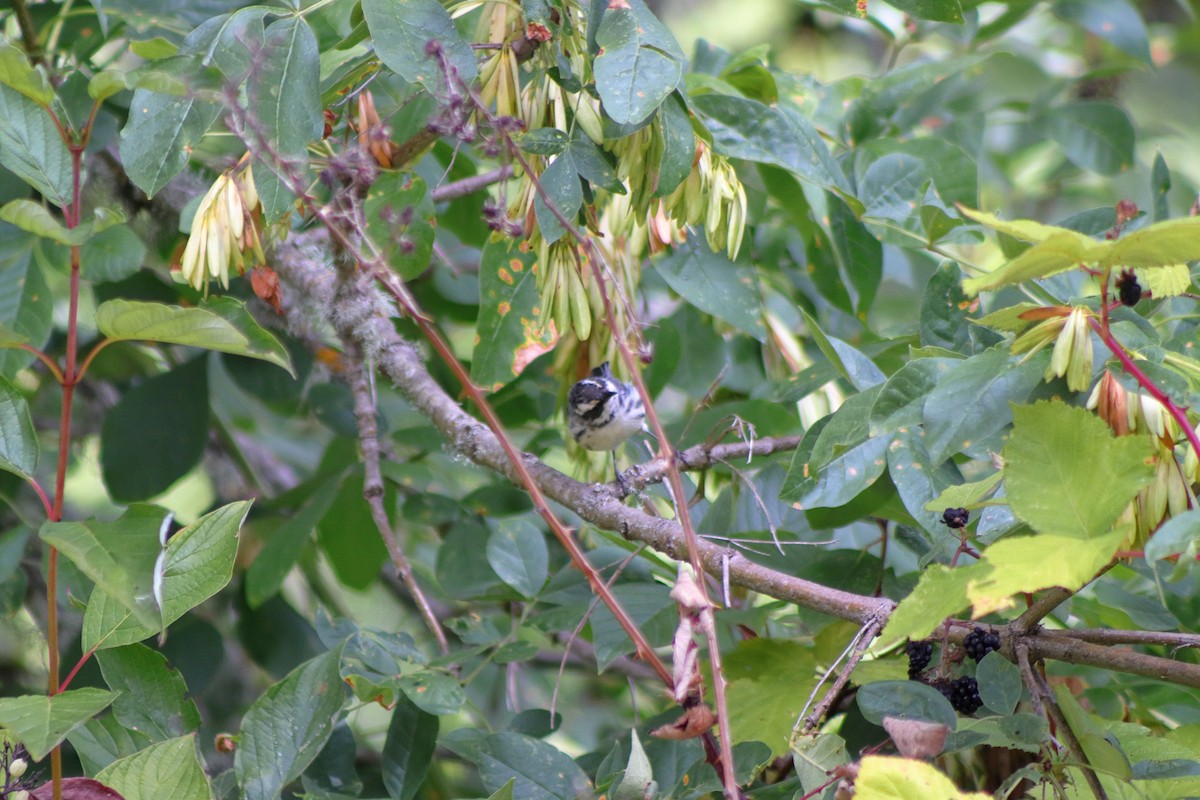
[[567, 362, 648, 486]]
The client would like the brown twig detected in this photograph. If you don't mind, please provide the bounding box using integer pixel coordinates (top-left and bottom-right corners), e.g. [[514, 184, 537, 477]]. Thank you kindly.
[[619, 435, 805, 495], [429, 165, 514, 203], [343, 337, 450, 656], [797, 610, 888, 735], [1022, 650, 1110, 800]]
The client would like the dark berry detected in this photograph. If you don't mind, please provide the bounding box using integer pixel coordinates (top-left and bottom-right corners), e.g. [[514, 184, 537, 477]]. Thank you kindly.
[[948, 676, 983, 715], [906, 641, 933, 678], [941, 507, 969, 530], [1116, 270, 1142, 307], [962, 627, 1001, 662]]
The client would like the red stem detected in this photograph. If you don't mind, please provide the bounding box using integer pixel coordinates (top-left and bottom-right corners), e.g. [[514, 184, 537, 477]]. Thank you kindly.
[[1088, 316, 1200, 465]]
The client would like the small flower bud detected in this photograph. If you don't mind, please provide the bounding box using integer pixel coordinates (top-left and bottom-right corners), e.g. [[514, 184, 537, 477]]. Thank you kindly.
[[9, 756, 27, 778]]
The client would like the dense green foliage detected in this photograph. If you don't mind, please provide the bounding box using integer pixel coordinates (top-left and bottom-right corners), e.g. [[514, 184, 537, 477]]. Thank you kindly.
[[1, 1, 1200, 799]]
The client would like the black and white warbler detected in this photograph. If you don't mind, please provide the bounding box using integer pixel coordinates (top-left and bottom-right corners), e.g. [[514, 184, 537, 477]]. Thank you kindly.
[[567, 362, 647, 452]]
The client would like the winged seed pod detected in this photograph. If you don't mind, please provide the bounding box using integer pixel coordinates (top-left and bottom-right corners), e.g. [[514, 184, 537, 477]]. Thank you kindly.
[[1045, 307, 1093, 392], [179, 161, 265, 293]]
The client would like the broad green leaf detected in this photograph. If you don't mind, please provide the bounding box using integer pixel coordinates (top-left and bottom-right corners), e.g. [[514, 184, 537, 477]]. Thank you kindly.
[[97, 644, 201, 742], [957, 207, 1085, 246], [119, 84, 219, 198], [925, 471, 1003, 511], [1, 202, 123, 250], [397, 668, 466, 716], [920, 262, 975, 352], [0, 41, 54, 104], [870, 360, 957, 436], [487, 519, 548, 599], [0, 225, 50, 378], [887, 427, 960, 536], [471, 240, 552, 391], [693, 94, 850, 196], [82, 224, 148, 282], [880, 563, 984, 645], [1038, 101, 1135, 176], [962, 232, 1099, 295], [532, 151, 583, 245], [785, 436, 889, 510], [1136, 263, 1191, 299], [884, 0, 963, 22], [1054, 687, 1132, 779], [655, 91, 694, 198], [0, 83, 70, 205], [856, 682, 958, 729], [382, 694, 438, 800], [1106, 216, 1200, 270], [922, 347, 1047, 464], [235, 646, 349, 800], [68, 713, 153, 774], [517, 128, 569, 155], [1054, 0, 1150, 62], [89, 68, 128, 102], [655, 238, 766, 341], [361, 0, 477, 89], [966, 527, 1127, 616], [977, 651, 1022, 716], [855, 756, 990, 799], [792, 734, 849, 796], [800, 309, 886, 390], [100, 355, 209, 502], [95, 298, 294, 375], [41, 505, 172, 632], [248, 16, 321, 220], [724, 639, 818, 756], [0, 373, 36, 478], [0, 688, 118, 761], [473, 732, 593, 800], [364, 173, 434, 280], [593, 1, 684, 125], [1004, 401, 1154, 538], [589, 583, 673, 672], [316, 471, 390, 591], [82, 501, 249, 651], [245, 479, 339, 608], [96, 734, 213, 800]]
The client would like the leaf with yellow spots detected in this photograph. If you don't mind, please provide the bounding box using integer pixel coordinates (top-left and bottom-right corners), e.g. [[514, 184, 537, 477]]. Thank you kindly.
[[472, 240, 555, 390]]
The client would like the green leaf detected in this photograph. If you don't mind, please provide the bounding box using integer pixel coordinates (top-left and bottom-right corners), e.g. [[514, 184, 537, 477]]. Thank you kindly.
[[884, 0, 963, 22], [800, 309, 886, 390], [249, 16, 321, 220], [68, 713, 153, 774], [0, 373, 36, 479], [1054, 0, 1150, 62], [654, 238, 765, 341], [692, 94, 850, 196], [1037, 101, 1135, 176], [487, 519, 548, 599], [82, 224, 148, 282], [361, 0, 477, 89], [89, 69, 128, 102], [235, 646, 349, 800], [962, 232, 1098, 295], [920, 263, 973, 352], [119, 84, 219, 198], [1004, 401, 1155, 538], [593, 0, 684, 125], [880, 563, 984, 645], [0, 688, 118, 761], [856, 681, 958, 729], [922, 347, 1047, 464], [41, 505, 172, 632], [97, 644, 201, 742], [473, 732, 593, 800], [855, 756, 987, 800], [655, 92, 694, 198], [517, 128, 570, 156], [316, 471, 390, 591], [96, 734, 213, 800], [870, 359, 957, 436], [724, 639, 818, 756], [887, 426, 960, 536], [95, 298, 294, 375], [0, 83, 71, 205], [925, 471, 1003, 512], [0, 225, 50, 378], [471, 239, 551, 391], [532, 151, 583, 245], [590, 583, 673, 672], [0, 41, 54, 104], [785, 436, 890, 510], [1105, 216, 1200, 270], [966, 528, 1127, 616], [397, 668, 466, 716], [1054, 686, 1132, 779], [0, 200, 125, 247], [365, 173, 435, 280], [613, 729, 654, 800], [382, 693, 439, 800], [976, 651, 1022, 716], [245, 479, 338, 608], [100, 355, 209, 502], [82, 501, 249, 651]]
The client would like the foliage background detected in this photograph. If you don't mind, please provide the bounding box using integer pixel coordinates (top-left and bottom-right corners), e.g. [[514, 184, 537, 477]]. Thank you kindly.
[[0, 0, 1200, 799]]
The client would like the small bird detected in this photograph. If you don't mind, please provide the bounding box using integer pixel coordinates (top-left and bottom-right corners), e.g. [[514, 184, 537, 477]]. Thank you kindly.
[[567, 362, 648, 484]]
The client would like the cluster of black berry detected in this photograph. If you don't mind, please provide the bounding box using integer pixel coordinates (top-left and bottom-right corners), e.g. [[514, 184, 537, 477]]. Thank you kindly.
[[963, 627, 1001, 662], [1115, 269, 1143, 307], [941, 507, 969, 529], [945, 676, 983, 714], [905, 640, 933, 678]]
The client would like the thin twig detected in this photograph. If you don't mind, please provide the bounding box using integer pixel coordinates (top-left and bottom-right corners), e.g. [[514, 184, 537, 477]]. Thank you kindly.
[[343, 338, 450, 656], [796, 611, 887, 736], [1024, 653, 1110, 800], [429, 165, 514, 202]]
